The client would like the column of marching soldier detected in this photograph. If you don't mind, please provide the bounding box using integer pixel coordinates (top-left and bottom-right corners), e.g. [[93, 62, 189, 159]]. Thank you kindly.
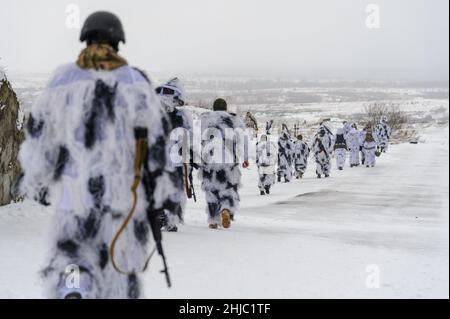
[[16, 11, 391, 299]]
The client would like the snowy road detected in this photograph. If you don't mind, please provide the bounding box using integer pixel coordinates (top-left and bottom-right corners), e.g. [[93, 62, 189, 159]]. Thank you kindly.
[[0, 127, 448, 298]]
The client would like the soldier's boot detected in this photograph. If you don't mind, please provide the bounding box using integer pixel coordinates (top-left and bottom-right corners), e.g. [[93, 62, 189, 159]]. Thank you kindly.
[[166, 225, 178, 232], [221, 209, 232, 229]]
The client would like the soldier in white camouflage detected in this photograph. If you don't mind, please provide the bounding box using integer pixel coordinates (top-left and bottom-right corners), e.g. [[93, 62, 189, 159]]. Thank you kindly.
[[293, 134, 310, 179], [256, 135, 277, 195]]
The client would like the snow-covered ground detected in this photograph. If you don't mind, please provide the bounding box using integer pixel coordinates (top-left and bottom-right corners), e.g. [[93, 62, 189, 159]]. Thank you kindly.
[[0, 125, 448, 298], [1, 73, 448, 298]]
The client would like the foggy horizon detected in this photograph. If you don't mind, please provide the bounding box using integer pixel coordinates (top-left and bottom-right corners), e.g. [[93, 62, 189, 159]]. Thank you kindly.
[[1, 0, 448, 82]]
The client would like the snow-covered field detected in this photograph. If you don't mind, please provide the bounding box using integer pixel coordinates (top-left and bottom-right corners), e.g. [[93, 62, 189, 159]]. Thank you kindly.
[[0, 74, 448, 298], [0, 125, 448, 298]]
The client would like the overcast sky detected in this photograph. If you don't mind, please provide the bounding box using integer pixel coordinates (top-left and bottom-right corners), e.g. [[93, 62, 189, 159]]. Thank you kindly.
[[0, 0, 448, 81]]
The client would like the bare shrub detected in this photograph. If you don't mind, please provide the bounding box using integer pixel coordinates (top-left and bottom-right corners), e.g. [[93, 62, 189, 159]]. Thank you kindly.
[[388, 106, 409, 131], [363, 102, 408, 131], [1, 76, 24, 206]]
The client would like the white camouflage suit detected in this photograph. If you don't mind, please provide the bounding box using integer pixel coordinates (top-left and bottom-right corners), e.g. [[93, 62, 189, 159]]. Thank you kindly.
[[343, 121, 352, 139], [376, 116, 391, 153], [346, 126, 362, 167], [277, 126, 295, 182], [293, 138, 310, 178], [256, 135, 277, 194], [359, 128, 367, 165], [199, 111, 246, 224], [156, 78, 193, 231], [19, 63, 178, 299], [333, 128, 348, 170], [363, 131, 379, 167], [311, 126, 334, 178]]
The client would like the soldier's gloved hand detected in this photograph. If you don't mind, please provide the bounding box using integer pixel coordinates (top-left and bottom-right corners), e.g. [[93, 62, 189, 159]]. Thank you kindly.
[[242, 161, 250, 169]]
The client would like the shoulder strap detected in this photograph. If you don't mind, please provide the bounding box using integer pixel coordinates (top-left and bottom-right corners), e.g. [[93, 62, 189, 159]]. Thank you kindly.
[[132, 67, 151, 84]]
